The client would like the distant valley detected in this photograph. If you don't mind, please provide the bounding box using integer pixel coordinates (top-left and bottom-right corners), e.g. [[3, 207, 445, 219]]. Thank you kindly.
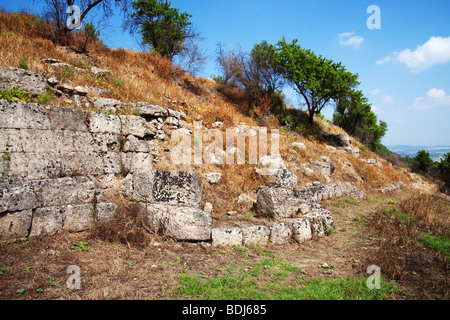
[[387, 145, 450, 162]]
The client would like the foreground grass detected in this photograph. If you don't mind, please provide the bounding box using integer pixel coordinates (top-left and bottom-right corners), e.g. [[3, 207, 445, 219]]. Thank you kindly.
[[174, 253, 398, 300]]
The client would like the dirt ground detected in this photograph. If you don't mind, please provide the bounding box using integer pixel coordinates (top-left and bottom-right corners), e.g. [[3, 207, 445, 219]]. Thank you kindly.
[[0, 189, 448, 300]]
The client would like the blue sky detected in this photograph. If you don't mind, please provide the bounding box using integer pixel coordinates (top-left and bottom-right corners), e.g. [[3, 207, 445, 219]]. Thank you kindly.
[[1, 0, 450, 146]]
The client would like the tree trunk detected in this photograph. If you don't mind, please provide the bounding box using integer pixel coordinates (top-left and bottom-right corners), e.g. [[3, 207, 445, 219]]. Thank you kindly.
[[308, 110, 314, 124]]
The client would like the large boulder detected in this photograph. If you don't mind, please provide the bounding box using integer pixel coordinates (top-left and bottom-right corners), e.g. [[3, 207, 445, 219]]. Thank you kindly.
[[323, 133, 352, 148]]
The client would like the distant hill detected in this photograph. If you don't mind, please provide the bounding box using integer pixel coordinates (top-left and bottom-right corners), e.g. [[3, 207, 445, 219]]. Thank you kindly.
[[387, 145, 450, 162]]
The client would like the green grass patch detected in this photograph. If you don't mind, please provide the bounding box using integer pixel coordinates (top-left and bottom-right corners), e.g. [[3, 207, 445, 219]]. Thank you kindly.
[[174, 254, 398, 300], [175, 273, 397, 300], [419, 234, 450, 258]]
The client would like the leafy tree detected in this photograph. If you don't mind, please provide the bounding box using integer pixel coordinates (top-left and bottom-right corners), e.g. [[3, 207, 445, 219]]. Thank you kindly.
[[126, 0, 193, 60], [249, 40, 284, 94], [414, 150, 434, 173], [275, 38, 359, 124], [333, 90, 387, 150]]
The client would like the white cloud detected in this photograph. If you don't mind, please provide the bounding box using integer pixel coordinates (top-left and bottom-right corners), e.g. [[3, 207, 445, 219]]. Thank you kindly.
[[338, 32, 364, 49], [413, 88, 450, 110], [377, 36, 450, 73], [370, 88, 380, 96], [382, 95, 394, 104]]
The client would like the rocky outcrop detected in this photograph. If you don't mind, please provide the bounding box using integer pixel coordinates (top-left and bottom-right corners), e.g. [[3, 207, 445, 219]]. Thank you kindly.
[[378, 182, 403, 193]]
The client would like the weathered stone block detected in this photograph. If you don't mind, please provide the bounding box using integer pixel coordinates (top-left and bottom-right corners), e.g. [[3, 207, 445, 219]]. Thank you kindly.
[[143, 204, 211, 241], [89, 112, 121, 134], [5, 152, 62, 181], [0, 129, 22, 153], [20, 129, 75, 153], [103, 152, 121, 174], [212, 228, 242, 247], [0, 181, 38, 213], [0, 210, 32, 243], [137, 102, 168, 118], [123, 135, 149, 153], [123, 170, 155, 202], [289, 218, 312, 244], [0, 100, 50, 129], [0, 66, 47, 96], [91, 133, 119, 152], [29, 206, 63, 237], [121, 152, 153, 173], [120, 115, 147, 137], [152, 171, 202, 207], [242, 225, 270, 247], [47, 106, 87, 132], [255, 187, 300, 219], [35, 176, 103, 207], [269, 222, 292, 245]]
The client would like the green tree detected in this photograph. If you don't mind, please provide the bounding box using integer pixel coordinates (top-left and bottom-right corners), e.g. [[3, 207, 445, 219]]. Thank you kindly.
[[436, 152, 450, 190], [414, 150, 434, 173], [249, 40, 284, 94], [275, 38, 359, 124], [81, 21, 100, 52], [333, 90, 387, 150], [126, 0, 193, 60]]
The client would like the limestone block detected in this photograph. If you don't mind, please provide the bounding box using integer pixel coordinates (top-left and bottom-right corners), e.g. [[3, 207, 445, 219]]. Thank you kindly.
[[120, 115, 147, 138], [143, 204, 212, 241], [269, 222, 292, 245], [123, 135, 149, 153], [29, 206, 63, 237], [47, 106, 87, 132], [152, 170, 202, 207], [103, 152, 121, 174], [89, 112, 121, 134], [0, 66, 48, 96], [0, 181, 38, 213], [0, 210, 32, 243], [121, 152, 154, 173], [0, 100, 50, 129], [255, 186, 301, 219], [289, 218, 312, 244], [212, 228, 242, 247], [137, 102, 168, 118], [242, 225, 270, 247]]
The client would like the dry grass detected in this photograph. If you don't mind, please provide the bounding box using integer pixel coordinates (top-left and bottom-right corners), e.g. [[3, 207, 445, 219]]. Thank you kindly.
[[363, 194, 449, 298]]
